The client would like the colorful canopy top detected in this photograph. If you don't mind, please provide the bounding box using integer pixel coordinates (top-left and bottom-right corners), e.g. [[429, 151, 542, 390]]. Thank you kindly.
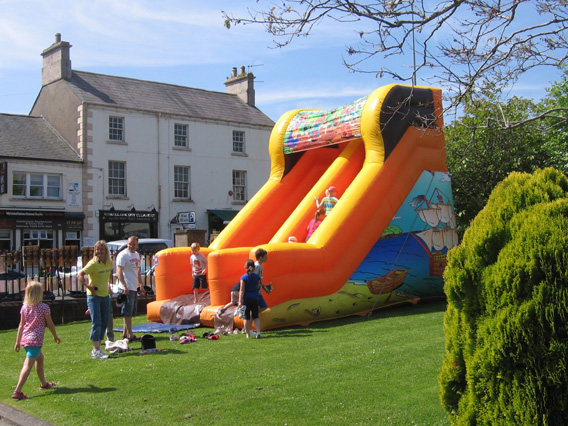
[[283, 96, 368, 154]]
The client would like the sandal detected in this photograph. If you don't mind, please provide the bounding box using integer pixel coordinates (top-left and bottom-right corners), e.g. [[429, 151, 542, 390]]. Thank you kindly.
[[40, 382, 55, 390], [12, 390, 28, 400], [129, 335, 141, 342]]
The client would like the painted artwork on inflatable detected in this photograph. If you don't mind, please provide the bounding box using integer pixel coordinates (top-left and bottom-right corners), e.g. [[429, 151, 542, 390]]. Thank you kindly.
[[283, 96, 367, 153], [148, 84, 458, 330]]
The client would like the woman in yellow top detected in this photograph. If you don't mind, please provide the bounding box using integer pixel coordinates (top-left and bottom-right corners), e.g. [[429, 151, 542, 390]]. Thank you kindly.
[[78, 240, 113, 359]]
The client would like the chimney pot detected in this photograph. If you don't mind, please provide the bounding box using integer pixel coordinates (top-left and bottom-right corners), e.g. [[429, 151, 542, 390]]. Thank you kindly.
[[240, 66, 246, 75], [232, 67, 237, 78], [55, 33, 61, 43]]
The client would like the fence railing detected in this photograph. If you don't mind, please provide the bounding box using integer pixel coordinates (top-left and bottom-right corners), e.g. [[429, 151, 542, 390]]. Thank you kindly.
[[0, 247, 160, 303]]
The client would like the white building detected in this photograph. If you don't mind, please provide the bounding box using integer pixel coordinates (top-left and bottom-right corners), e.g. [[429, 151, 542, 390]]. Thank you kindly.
[[0, 113, 83, 250], [27, 34, 274, 246]]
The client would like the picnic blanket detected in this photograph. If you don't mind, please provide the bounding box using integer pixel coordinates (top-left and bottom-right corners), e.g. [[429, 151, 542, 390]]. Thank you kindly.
[[159, 291, 211, 325], [113, 322, 198, 334]]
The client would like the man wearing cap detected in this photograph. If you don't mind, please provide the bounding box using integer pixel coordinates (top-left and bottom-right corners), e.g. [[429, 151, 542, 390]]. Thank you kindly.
[[315, 186, 339, 216], [116, 236, 145, 341]]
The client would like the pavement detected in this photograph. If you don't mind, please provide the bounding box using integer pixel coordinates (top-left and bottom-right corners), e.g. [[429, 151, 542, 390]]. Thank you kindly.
[[0, 401, 54, 425]]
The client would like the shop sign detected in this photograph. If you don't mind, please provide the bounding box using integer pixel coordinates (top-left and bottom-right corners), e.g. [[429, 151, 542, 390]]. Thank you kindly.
[[99, 210, 158, 223], [0, 210, 84, 230]]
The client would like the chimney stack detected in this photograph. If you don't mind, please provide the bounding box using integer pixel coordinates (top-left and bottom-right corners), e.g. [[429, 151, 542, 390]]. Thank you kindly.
[[224, 65, 256, 107], [41, 33, 72, 86]]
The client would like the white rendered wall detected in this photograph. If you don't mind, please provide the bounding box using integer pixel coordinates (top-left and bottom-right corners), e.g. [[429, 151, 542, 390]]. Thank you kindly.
[[3, 159, 83, 212], [85, 106, 271, 240]]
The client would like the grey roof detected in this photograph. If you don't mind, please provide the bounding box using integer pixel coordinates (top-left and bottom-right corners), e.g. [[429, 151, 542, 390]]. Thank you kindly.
[[0, 114, 82, 162], [68, 71, 275, 127]]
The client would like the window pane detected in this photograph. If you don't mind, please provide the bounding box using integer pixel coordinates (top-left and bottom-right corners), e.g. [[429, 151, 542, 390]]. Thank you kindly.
[[232, 170, 246, 201], [47, 175, 61, 198], [109, 161, 125, 195], [233, 131, 244, 153], [174, 124, 188, 147], [174, 166, 190, 198], [29, 174, 43, 197], [12, 173, 26, 196], [12, 173, 62, 199], [109, 117, 124, 141]]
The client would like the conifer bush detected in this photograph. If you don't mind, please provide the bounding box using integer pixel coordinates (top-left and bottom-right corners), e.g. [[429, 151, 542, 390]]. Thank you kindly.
[[439, 168, 568, 425]]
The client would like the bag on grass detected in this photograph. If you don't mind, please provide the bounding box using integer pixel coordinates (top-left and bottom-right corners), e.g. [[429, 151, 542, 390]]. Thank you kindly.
[[105, 339, 131, 353], [141, 334, 156, 350]]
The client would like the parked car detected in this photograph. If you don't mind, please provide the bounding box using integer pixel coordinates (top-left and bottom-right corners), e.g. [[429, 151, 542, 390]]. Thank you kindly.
[[107, 238, 173, 254], [107, 238, 173, 294]]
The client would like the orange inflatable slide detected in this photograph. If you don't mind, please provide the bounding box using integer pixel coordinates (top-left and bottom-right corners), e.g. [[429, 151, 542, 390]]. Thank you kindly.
[[147, 84, 458, 330]]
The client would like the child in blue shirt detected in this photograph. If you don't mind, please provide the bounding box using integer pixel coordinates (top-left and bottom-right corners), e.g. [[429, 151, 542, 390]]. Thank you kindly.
[[238, 259, 262, 339]]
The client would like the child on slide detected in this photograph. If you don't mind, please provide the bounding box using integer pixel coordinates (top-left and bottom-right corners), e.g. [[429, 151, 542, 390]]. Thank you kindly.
[[314, 185, 339, 216]]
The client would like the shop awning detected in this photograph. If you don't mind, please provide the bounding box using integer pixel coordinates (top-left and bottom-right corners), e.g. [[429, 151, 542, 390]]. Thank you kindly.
[[207, 209, 239, 222]]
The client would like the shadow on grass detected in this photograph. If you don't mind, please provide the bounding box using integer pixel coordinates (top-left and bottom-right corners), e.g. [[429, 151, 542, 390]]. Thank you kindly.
[[51, 384, 117, 395], [257, 329, 318, 338], [366, 298, 447, 319], [105, 348, 186, 358]]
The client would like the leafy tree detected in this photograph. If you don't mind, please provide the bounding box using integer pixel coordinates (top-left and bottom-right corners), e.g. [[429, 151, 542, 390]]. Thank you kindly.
[[445, 75, 568, 231], [541, 70, 568, 170], [224, 0, 568, 128], [439, 168, 568, 425], [445, 92, 543, 230]]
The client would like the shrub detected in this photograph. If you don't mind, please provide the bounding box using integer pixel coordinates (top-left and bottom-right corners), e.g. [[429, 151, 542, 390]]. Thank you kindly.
[[439, 168, 568, 425]]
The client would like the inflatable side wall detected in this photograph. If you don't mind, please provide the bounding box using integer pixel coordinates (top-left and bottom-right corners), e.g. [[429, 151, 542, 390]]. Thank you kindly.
[[148, 84, 458, 329]]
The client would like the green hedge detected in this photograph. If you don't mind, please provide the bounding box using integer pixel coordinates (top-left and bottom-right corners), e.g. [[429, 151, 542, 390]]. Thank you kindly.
[[439, 168, 568, 425]]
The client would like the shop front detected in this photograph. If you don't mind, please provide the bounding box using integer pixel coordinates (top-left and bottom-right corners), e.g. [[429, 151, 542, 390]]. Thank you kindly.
[[99, 209, 159, 241], [206, 209, 239, 242], [0, 209, 84, 250]]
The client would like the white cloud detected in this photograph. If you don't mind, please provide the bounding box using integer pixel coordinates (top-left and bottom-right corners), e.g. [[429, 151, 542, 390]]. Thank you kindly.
[[258, 85, 376, 104]]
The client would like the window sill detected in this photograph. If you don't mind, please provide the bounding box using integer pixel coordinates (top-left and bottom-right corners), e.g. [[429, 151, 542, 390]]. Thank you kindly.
[[10, 197, 63, 202], [231, 200, 246, 205], [106, 140, 127, 145], [172, 199, 194, 203], [173, 146, 191, 151], [231, 152, 248, 157]]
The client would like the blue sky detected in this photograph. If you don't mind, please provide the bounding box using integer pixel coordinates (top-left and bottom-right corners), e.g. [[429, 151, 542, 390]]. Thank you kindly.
[[0, 0, 562, 123]]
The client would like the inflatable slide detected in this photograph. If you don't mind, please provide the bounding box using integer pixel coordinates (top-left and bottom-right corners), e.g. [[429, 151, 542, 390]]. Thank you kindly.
[[147, 84, 458, 330]]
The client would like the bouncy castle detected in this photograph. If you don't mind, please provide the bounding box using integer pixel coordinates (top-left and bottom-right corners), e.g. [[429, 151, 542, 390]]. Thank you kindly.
[[147, 84, 458, 330]]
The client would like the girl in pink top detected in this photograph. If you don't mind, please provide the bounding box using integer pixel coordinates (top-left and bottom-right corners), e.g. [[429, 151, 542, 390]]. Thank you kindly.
[[13, 281, 60, 400], [306, 209, 324, 241]]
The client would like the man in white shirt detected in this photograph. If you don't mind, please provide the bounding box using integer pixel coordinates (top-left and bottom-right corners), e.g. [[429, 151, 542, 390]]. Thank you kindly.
[[116, 236, 145, 340]]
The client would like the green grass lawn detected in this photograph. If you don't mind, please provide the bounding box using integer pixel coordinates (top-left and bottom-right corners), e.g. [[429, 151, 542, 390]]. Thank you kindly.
[[0, 300, 450, 426]]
